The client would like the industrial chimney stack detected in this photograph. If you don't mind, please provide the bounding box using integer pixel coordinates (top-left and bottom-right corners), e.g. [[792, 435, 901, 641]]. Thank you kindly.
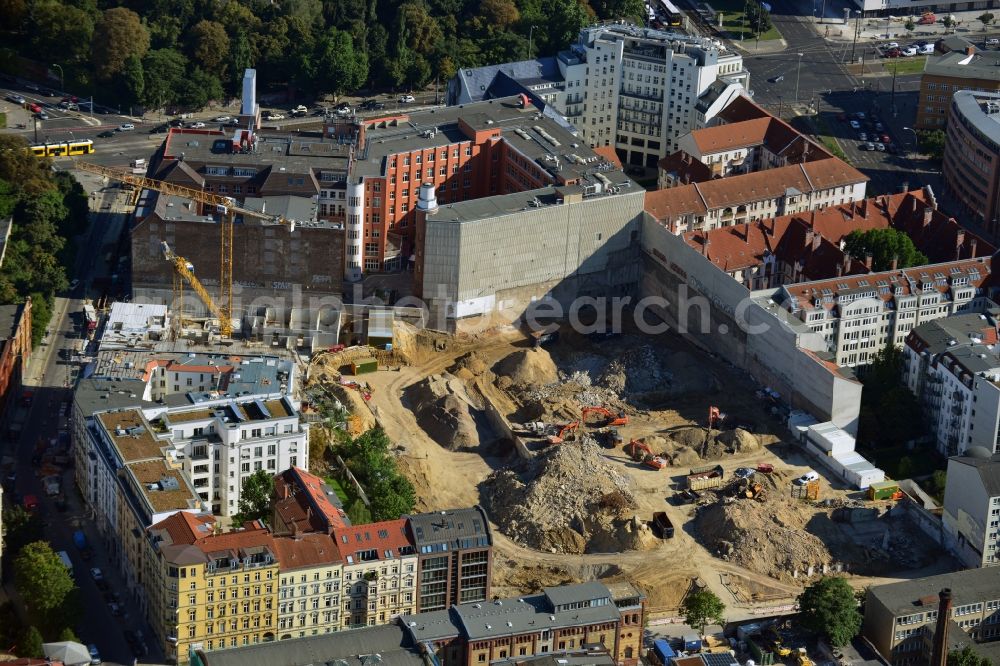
[[931, 588, 953, 666]]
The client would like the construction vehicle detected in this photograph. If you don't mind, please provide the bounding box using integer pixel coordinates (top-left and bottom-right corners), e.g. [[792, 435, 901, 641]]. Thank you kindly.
[[687, 463, 725, 490], [547, 421, 579, 445], [796, 648, 813, 666], [652, 512, 675, 538], [581, 406, 629, 427], [624, 439, 666, 470], [74, 161, 296, 337], [756, 463, 774, 474]]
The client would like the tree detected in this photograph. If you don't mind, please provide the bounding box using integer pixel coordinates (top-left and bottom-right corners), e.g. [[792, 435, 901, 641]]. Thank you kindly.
[[904, 17, 915, 33], [233, 469, 274, 526], [942, 14, 955, 33], [121, 55, 145, 106], [857, 344, 924, 449], [91, 7, 150, 80], [57, 627, 80, 642], [141, 48, 188, 109], [29, 1, 94, 64], [948, 646, 992, 666], [14, 542, 75, 614], [798, 577, 862, 647], [978, 12, 995, 30], [313, 28, 369, 97], [177, 67, 224, 109], [842, 228, 928, 271], [189, 20, 230, 78], [16, 626, 43, 659], [918, 129, 947, 160], [681, 589, 725, 633]]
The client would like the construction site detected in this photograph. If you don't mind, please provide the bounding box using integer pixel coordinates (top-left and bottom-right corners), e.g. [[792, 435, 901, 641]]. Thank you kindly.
[[303, 319, 952, 621]]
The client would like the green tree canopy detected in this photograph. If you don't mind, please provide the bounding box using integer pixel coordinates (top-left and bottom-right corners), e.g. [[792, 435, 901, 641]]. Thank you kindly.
[[233, 469, 275, 526], [314, 28, 370, 97], [141, 48, 188, 109], [30, 1, 94, 64], [340, 427, 416, 521], [91, 7, 150, 80], [189, 20, 230, 78], [681, 589, 725, 633], [16, 626, 43, 659], [14, 541, 76, 614], [798, 577, 862, 647], [978, 12, 995, 29], [843, 228, 929, 272], [948, 646, 992, 666], [857, 344, 924, 449]]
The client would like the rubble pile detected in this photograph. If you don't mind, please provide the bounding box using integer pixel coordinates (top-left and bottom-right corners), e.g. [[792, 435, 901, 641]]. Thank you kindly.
[[481, 441, 658, 554], [695, 492, 834, 581]]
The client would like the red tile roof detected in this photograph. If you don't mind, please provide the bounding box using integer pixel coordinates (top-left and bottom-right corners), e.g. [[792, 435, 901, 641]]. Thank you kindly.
[[716, 94, 772, 124], [273, 467, 350, 535], [272, 532, 343, 570], [332, 519, 414, 564], [656, 151, 714, 185], [192, 520, 276, 557], [689, 117, 772, 154], [149, 511, 216, 546]]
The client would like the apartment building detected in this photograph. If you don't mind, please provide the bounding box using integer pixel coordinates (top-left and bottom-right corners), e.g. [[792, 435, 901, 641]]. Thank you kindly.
[[943, 449, 1000, 567], [0, 299, 30, 440], [273, 533, 344, 639], [408, 507, 493, 612], [903, 314, 1000, 456], [146, 515, 279, 661], [272, 466, 350, 537], [401, 581, 647, 666], [660, 94, 834, 188], [773, 256, 995, 367], [862, 568, 1000, 664], [916, 47, 1000, 129], [334, 520, 418, 629], [942, 90, 1000, 238], [645, 158, 868, 234]]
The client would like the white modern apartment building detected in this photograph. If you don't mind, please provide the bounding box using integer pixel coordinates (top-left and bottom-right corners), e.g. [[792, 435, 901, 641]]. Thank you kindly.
[[943, 449, 1000, 568], [772, 257, 995, 368], [559, 24, 748, 166], [903, 314, 1000, 457]]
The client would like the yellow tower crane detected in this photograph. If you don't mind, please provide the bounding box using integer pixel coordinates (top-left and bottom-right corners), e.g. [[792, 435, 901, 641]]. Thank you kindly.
[[74, 161, 295, 337]]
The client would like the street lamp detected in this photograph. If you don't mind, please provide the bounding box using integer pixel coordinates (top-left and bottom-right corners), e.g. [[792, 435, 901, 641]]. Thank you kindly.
[[527, 25, 537, 60], [850, 10, 862, 63], [51, 63, 63, 93], [795, 53, 804, 104], [902, 126, 918, 158]]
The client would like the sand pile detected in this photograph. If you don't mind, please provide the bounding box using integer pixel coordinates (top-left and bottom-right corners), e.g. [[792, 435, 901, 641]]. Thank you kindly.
[[659, 427, 759, 461], [695, 493, 833, 581], [405, 373, 482, 450], [450, 351, 491, 381], [481, 441, 656, 554], [494, 349, 559, 387]]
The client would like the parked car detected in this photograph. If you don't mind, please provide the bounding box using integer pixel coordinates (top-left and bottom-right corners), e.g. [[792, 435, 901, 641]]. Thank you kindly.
[[89, 567, 103, 582], [117, 123, 134, 131], [335, 105, 352, 116], [901, 46, 918, 56], [97, 130, 115, 138], [859, 132, 868, 141], [874, 142, 886, 151], [148, 124, 169, 134], [213, 115, 231, 122], [874, 122, 884, 131], [858, 142, 871, 151], [360, 99, 387, 111], [264, 112, 285, 120], [768, 75, 785, 83], [988, 37, 1000, 47], [795, 471, 820, 485], [36, 110, 49, 120], [87, 644, 101, 665], [188, 121, 205, 129], [290, 104, 308, 116], [6, 93, 25, 104], [734, 467, 755, 479], [918, 43, 935, 54], [849, 120, 860, 129], [880, 134, 891, 143], [398, 94, 415, 103], [880, 41, 899, 50], [885, 48, 902, 57]]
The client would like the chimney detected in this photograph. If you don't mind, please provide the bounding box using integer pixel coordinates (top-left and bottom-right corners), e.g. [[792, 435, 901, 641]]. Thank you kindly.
[[956, 229, 966, 259], [891, 255, 898, 270], [930, 588, 953, 666], [970, 237, 978, 257], [804, 229, 814, 250], [923, 207, 933, 228], [911, 196, 919, 213], [862, 197, 869, 218], [967, 45, 976, 56], [810, 209, 816, 228], [842, 252, 852, 274], [864, 253, 873, 269], [702, 235, 710, 256], [813, 230, 822, 251], [835, 261, 843, 277]]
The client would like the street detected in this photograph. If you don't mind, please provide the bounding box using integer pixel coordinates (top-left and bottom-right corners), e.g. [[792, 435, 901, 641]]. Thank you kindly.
[[5, 183, 161, 665]]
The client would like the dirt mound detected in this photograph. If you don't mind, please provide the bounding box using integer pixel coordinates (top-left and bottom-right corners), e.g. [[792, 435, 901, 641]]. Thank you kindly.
[[405, 373, 482, 450], [494, 348, 559, 387], [667, 445, 702, 467], [695, 494, 833, 581], [451, 351, 491, 379], [717, 428, 760, 453], [481, 441, 652, 554], [661, 427, 759, 460]]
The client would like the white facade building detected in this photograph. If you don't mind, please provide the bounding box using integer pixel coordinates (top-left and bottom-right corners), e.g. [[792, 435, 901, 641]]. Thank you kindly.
[[557, 24, 748, 167], [903, 313, 1000, 457], [942, 449, 1000, 568]]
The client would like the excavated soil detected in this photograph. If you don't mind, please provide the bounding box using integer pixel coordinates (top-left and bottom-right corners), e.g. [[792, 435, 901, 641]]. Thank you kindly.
[[481, 441, 659, 554], [493, 348, 560, 387], [404, 373, 485, 451], [695, 491, 835, 582]]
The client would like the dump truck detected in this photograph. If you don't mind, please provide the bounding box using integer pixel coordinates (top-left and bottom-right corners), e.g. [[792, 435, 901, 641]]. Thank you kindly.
[[82, 303, 97, 332], [687, 464, 725, 490], [652, 511, 675, 538]]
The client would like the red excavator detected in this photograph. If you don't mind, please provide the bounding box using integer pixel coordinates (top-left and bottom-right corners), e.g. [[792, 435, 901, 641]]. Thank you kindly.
[[581, 406, 629, 427], [624, 439, 667, 470], [547, 421, 580, 445]]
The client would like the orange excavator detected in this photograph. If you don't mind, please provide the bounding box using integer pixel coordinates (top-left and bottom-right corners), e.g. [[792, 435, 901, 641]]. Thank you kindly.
[[581, 406, 629, 427], [624, 439, 667, 470], [547, 421, 580, 445]]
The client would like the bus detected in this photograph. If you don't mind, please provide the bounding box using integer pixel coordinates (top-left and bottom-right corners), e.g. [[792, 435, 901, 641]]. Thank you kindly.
[[29, 139, 95, 158], [661, 0, 683, 26]]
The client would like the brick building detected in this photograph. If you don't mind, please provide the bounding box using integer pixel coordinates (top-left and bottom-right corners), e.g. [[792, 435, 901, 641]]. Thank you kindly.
[[407, 506, 493, 612], [916, 47, 1000, 129], [0, 298, 31, 439], [942, 90, 1000, 238]]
